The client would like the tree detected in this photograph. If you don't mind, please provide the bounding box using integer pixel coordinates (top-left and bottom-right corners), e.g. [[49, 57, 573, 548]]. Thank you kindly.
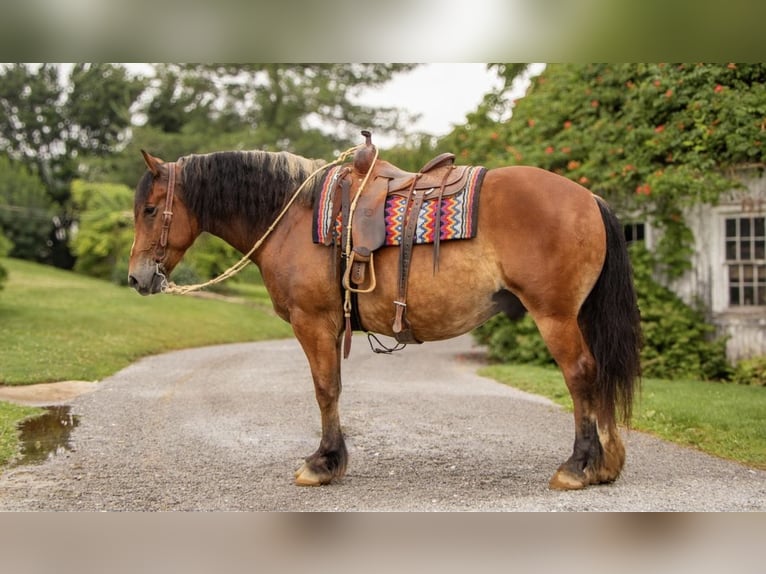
[[0, 156, 54, 261], [84, 64, 421, 190], [70, 179, 134, 282], [145, 64, 418, 155], [0, 63, 146, 266], [444, 63, 766, 278]]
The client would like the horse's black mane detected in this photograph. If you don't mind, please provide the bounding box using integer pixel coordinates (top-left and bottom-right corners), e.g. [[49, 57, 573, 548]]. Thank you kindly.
[[137, 150, 326, 230]]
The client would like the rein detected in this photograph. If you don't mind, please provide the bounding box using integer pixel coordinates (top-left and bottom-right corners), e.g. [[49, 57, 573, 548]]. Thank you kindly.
[[159, 144, 368, 295]]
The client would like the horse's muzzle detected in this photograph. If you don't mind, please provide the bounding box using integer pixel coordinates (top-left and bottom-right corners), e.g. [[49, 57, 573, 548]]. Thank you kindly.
[[128, 264, 167, 296]]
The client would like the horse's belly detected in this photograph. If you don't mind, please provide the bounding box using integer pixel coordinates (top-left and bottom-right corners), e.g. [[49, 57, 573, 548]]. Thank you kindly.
[[355, 240, 502, 341]]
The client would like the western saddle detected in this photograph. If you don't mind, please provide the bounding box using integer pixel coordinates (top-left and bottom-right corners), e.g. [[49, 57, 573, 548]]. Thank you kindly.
[[336, 131, 472, 354]]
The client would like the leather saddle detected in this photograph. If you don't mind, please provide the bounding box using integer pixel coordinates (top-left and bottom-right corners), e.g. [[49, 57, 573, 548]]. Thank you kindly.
[[338, 131, 470, 347], [349, 138, 471, 262]]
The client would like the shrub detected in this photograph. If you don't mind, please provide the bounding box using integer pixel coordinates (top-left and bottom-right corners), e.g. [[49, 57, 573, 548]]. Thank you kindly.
[[731, 357, 766, 387], [473, 314, 554, 366]]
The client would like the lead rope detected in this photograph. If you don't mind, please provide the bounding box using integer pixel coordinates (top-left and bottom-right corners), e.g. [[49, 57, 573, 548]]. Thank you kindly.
[[161, 145, 363, 295]]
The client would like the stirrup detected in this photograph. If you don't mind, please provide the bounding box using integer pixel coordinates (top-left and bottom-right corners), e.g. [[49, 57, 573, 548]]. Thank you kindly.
[[342, 251, 377, 294]]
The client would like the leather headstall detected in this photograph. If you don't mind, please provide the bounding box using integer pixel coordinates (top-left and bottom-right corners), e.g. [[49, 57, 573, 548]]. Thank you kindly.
[[154, 162, 178, 264]]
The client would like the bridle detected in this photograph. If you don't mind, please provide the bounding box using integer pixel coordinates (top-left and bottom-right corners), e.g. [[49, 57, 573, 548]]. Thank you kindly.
[[153, 162, 178, 264]]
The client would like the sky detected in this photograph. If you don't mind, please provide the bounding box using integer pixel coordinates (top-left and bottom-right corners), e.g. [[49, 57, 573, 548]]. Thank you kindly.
[[355, 63, 545, 147], [355, 64, 501, 146]]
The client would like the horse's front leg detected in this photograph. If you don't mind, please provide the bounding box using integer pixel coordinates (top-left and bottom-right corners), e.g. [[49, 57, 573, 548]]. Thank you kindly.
[[291, 314, 347, 486]]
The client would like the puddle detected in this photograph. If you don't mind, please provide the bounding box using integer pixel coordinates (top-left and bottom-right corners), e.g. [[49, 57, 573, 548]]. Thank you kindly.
[[12, 406, 80, 466]]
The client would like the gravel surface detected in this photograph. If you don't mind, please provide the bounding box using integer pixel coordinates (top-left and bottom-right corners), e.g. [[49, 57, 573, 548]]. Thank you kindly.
[[1, 334, 763, 511]]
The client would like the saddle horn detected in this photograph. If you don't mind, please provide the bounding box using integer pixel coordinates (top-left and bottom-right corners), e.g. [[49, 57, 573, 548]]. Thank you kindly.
[[353, 130, 376, 174]]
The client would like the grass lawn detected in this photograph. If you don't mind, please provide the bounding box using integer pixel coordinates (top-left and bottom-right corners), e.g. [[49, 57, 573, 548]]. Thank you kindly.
[[481, 363, 766, 470], [0, 258, 293, 466]]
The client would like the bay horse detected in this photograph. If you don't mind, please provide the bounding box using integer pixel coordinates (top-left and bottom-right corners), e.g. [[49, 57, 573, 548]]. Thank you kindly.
[[128, 142, 642, 490]]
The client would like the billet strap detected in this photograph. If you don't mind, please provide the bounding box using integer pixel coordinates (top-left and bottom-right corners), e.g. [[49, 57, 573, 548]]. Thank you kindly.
[[392, 176, 426, 343]]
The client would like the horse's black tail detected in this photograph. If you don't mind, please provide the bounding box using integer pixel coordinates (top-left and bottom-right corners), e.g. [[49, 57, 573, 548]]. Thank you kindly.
[[578, 197, 642, 424]]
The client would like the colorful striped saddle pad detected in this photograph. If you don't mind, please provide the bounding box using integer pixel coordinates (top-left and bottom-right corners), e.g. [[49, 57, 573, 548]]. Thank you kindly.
[[313, 165, 485, 247]]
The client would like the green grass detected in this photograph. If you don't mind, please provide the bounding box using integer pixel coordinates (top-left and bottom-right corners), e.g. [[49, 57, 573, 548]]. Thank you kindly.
[[0, 258, 293, 384], [480, 363, 766, 470], [0, 258, 293, 467]]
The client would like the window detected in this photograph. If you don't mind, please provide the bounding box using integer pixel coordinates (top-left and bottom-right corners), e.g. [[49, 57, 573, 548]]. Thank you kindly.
[[726, 216, 766, 306], [624, 222, 645, 244]]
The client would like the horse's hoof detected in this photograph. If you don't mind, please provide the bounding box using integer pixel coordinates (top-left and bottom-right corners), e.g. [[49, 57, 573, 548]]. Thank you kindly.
[[294, 463, 331, 486], [548, 468, 588, 490]]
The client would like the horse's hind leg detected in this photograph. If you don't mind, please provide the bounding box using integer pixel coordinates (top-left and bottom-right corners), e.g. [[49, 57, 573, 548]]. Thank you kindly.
[[291, 315, 347, 486], [534, 315, 625, 490]]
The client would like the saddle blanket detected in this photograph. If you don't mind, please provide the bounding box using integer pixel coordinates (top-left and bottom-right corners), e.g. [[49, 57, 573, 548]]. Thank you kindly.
[[312, 165, 486, 246]]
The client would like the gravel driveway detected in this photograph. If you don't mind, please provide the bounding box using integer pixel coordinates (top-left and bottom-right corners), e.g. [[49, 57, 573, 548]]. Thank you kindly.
[[0, 334, 763, 511]]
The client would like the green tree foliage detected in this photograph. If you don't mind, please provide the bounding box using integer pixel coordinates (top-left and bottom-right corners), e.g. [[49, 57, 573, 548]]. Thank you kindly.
[[0, 63, 146, 267], [0, 156, 54, 260], [70, 179, 134, 282], [170, 64, 417, 154], [445, 63, 766, 279], [89, 64, 419, 189]]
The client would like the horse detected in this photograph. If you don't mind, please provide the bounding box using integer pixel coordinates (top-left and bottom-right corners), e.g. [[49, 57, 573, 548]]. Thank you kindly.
[[127, 140, 642, 490]]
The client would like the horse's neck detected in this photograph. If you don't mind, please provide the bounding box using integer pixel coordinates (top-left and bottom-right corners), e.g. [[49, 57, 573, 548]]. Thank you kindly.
[[209, 201, 311, 266], [208, 218, 258, 256]]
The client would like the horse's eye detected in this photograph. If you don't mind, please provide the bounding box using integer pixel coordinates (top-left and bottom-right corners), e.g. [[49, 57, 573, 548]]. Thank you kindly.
[[144, 205, 158, 217]]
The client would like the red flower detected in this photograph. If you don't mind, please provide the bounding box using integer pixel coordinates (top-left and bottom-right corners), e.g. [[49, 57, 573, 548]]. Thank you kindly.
[[567, 160, 580, 170], [544, 146, 554, 154], [665, 89, 673, 98], [528, 119, 536, 127], [653, 80, 661, 87], [655, 124, 665, 133], [579, 176, 589, 185], [714, 84, 724, 93], [591, 99, 599, 108], [635, 184, 652, 196], [563, 120, 572, 129], [490, 132, 499, 140]]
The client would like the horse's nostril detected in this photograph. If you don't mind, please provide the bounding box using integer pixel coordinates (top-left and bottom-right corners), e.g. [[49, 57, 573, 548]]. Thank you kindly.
[[128, 275, 139, 289]]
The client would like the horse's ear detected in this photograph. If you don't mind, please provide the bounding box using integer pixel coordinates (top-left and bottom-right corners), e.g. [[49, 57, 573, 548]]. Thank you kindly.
[[141, 149, 164, 177]]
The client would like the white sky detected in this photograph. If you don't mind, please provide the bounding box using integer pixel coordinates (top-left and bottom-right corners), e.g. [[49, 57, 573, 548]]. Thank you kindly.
[[356, 63, 545, 147], [355, 64, 502, 146]]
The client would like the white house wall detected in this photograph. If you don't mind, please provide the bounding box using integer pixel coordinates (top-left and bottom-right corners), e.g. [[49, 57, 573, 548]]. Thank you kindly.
[[667, 172, 766, 361]]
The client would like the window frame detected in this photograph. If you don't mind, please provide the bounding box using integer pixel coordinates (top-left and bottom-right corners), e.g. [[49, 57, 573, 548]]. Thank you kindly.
[[724, 214, 766, 308]]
